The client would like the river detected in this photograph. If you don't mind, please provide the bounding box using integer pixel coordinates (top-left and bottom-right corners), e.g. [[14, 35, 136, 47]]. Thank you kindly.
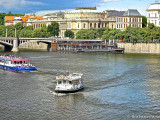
[[0, 52, 160, 120]]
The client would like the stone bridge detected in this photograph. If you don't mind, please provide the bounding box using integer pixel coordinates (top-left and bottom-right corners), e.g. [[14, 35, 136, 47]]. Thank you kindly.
[[0, 37, 57, 52]]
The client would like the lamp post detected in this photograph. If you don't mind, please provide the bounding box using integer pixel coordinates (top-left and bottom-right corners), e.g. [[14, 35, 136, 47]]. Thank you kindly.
[[15, 28, 17, 38], [6, 28, 7, 37]]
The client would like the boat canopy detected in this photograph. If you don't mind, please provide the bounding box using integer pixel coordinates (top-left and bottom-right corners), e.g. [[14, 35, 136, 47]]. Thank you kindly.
[[11, 59, 29, 62]]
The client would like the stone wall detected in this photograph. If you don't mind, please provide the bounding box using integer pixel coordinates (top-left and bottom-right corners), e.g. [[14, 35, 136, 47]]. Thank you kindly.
[[117, 43, 160, 54], [19, 41, 48, 51]]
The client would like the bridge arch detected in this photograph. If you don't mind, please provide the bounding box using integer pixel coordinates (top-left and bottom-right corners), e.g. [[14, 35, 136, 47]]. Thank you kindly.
[[0, 41, 13, 51]]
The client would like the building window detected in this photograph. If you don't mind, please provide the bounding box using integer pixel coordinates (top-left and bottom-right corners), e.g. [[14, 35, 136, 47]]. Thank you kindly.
[[124, 24, 126, 28], [117, 24, 118, 28], [155, 13, 157, 18], [78, 23, 80, 29], [94, 23, 96, 28], [90, 23, 92, 28], [124, 18, 125, 22], [149, 13, 150, 18], [84, 23, 86, 28]]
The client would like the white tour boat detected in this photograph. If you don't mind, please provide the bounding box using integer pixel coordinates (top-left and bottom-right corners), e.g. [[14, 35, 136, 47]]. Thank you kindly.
[[55, 72, 84, 93]]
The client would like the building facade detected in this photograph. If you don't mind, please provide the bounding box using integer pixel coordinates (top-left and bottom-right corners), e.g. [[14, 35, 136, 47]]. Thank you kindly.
[[107, 9, 142, 31], [4, 7, 142, 38], [5, 14, 43, 26], [147, 2, 160, 27]]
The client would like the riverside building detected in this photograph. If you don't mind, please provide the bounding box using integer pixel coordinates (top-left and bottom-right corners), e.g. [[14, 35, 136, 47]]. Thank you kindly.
[[4, 7, 142, 37], [147, 2, 160, 27], [107, 9, 142, 31]]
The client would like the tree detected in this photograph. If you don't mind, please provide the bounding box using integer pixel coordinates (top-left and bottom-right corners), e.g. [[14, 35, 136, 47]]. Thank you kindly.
[[64, 30, 74, 39], [19, 26, 34, 38], [102, 27, 111, 41], [96, 28, 105, 38], [7, 11, 13, 16], [0, 25, 6, 37], [33, 26, 51, 38], [142, 16, 147, 28], [6, 25, 15, 37], [108, 29, 123, 40], [76, 30, 89, 39], [15, 22, 23, 30], [148, 23, 155, 29], [88, 28, 97, 39], [47, 22, 59, 37]]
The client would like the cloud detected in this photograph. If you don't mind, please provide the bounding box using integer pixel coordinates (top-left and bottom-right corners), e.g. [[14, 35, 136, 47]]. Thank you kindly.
[[0, 0, 45, 9]]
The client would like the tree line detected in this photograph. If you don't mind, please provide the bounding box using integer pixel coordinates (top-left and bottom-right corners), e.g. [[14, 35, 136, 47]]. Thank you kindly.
[[75, 23, 160, 43], [0, 22, 60, 38], [0, 18, 160, 43]]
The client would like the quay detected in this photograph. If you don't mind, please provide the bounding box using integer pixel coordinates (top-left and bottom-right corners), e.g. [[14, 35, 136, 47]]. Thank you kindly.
[[0, 37, 124, 53]]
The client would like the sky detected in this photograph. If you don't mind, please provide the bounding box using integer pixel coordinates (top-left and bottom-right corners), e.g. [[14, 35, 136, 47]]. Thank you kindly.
[[0, 0, 158, 16]]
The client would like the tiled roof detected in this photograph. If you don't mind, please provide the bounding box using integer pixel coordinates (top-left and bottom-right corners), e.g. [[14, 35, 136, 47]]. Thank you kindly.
[[108, 9, 141, 17], [108, 11, 125, 17], [5, 16, 14, 23], [5, 15, 43, 24], [123, 9, 141, 16]]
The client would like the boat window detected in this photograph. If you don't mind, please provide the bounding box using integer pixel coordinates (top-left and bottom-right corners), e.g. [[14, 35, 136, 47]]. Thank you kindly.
[[58, 81, 62, 84], [63, 80, 66, 84], [69, 81, 72, 85]]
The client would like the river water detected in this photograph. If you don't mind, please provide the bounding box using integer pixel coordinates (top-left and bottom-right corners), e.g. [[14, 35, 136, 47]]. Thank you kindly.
[[0, 52, 160, 120]]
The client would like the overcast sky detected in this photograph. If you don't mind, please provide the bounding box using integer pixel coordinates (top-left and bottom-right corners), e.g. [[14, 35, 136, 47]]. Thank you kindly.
[[0, 0, 157, 16]]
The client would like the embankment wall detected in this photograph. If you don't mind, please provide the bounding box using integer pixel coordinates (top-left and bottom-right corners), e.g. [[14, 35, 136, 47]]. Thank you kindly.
[[117, 43, 160, 54], [19, 42, 48, 50]]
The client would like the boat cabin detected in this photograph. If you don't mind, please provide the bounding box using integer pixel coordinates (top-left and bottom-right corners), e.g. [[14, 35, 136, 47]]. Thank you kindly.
[[11, 59, 29, 65]]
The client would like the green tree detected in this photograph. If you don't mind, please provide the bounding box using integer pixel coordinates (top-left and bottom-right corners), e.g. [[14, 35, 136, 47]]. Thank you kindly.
[[102, 27, 111, 41], [96, 28, 105, 38], [76, 30, 89, 39], [0, 13, 7, 25], [108, 29, 123, 40], [7, 11, 13, 16], [64, 30, 74, 39], [19, 26, 34, 38], [0, 25, 6, 37], [142, 16, 147, 28], [33, 26, 51, 38], [47, 22, 59, 37], [88, 28, 97, 39], [6, 25, 15, 37], [15, 22, 23, 30], [148, 23, 155, 29]]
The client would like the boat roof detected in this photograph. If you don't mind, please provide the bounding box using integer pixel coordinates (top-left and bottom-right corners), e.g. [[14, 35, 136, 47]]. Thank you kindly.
[[56, 73, 83, 81], [11, 59, 29, 62]]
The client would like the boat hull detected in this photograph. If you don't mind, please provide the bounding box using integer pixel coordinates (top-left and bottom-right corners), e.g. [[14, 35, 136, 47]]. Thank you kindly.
[[55, 86, 84, 93], [0, 64, 37, 72]]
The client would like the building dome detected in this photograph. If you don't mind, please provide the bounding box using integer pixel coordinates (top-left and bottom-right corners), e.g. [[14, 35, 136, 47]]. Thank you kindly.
[[147, 3, 160, 11]]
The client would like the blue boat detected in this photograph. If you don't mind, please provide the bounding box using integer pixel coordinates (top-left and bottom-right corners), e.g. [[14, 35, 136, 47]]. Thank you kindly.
[[0, 55, 37, 72]]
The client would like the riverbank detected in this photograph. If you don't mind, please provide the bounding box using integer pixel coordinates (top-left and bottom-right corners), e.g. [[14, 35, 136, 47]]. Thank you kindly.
[[117, 43, 160, 54]]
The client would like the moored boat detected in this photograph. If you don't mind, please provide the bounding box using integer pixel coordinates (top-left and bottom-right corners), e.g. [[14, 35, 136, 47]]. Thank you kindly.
[[0, 55, 37, 72], [55, 72, 84, 93]]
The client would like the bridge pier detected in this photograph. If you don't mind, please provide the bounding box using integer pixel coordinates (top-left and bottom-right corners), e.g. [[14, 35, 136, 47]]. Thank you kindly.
[[11, 38, 19, 52]]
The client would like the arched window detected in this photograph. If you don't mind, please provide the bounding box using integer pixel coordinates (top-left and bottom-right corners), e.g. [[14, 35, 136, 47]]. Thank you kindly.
[[94, 23, 96, 28]]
